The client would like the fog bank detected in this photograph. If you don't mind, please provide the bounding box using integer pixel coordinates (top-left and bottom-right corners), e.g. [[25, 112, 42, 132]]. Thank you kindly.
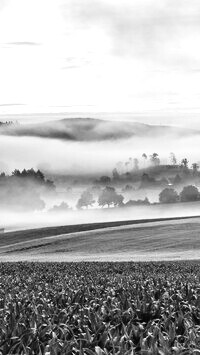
[[2, 201, 200, 232], [1, 133, 200, 175]]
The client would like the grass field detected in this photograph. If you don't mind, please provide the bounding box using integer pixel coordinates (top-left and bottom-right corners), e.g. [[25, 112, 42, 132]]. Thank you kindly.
[[1, 216, 200, 261]]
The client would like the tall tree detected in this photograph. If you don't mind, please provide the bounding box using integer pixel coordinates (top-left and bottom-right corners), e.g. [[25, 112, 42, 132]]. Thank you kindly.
[[150, 153, 160, 166], [159, 188, 179, 204], [170, 152, 177, 165], [181, 158, 189, 168], [133, 158, 139, 170], [76, 190, 95, 209], [192, 163, 199, 174], [98, 186, 124, 208]]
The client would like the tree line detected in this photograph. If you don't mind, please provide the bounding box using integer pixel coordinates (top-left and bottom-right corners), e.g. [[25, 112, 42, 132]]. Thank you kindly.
[[0, 169, 55, 211], [51, 184, 200, 212], [159, 185, 200, 204]]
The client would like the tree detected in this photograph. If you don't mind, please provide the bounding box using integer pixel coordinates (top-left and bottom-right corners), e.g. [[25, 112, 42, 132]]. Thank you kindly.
[[180, 185, 200, 202], [125, 197, 150, 206], [142, 153, 147, 160], [98, 176, 111, 184], [140, 173, 156, 188], [142, 153, 147, 167], [36, 169, 45, 180], [76, 190, 95, 209], [12, 169, 21, 177], [0, 169, 53, 212], [133, 158, 139, 170], [159, 188, 179, 204], [181, 158, 189, 168], [150, 153, 160, 166], [128, 157, 133, 170], [170, 152, 177, 165], [49, 202, 70, 213], [116, 161, 124, 174], [125, 160, 130, 172], [112, 168, 120, 180], [192, 163, 199, 175], [98, 186, 124, 207]]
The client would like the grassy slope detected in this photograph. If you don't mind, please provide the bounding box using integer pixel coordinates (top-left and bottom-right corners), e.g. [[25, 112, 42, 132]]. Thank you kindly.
[[1, 216, 200, 261]]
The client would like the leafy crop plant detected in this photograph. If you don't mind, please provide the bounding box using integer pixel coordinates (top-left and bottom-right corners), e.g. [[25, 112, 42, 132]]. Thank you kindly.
[[1, 262, 200, 354]]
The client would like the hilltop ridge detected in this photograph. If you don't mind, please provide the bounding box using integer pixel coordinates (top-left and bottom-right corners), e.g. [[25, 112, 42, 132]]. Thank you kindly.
[[0, 117, 198, 141]]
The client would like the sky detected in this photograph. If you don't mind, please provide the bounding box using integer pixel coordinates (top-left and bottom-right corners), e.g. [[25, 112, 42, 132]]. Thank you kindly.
[[0, 0, 200, 125]]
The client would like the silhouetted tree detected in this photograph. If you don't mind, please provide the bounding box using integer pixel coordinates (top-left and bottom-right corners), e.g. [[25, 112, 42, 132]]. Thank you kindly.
[[49, 202, 70, 213], [116, 161, 123, 174], [142, 153, 147, 160], [0, 168, 55, 212], [192, 163, 199, 175], [36, 169, 45, 180], [11, 168, 45, 181], [98, 176, 111, 184], [133, 158, 139, 170], [125, 197, 150, 206], [140, 173, 156, 188], [159, 188, 179, 204], [98, 186, 124, 207], [112, 168, 120, 180], [170, 152, 177, 165], [142, 153, 147, 168], [180, 185, 200, 202], [150, 153, 160, 166], [76, 190, 95, 209], [12, 169, 21, 177], [181, 158, 189, 168], [125, 160, 130, 172]]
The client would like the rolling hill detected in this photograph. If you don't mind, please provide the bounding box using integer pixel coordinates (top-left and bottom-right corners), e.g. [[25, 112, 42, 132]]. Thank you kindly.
[[1, 216, 200, 262], [0, 117, 198, 141]]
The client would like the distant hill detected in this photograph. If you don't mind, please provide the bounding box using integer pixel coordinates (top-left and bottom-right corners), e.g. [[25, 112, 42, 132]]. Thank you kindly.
[[0, 117, 198, 141]]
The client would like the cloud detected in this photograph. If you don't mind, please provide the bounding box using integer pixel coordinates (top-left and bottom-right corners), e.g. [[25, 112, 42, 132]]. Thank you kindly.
[[0, 103, 25, 107], [65, 0, 200, 67], [62, 64, 80, 70], [6, 41, 41, 46]]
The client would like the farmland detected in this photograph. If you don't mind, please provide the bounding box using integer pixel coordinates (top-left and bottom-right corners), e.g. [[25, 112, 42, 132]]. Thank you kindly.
[[1, 216, 200, 261], [1, 261, 200, 354]]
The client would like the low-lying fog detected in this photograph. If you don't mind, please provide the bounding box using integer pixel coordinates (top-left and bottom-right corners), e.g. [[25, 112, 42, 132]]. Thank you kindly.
[[1, 123, 200, 231], [1, 133, 200, 175], [3, 202, 200, 232]]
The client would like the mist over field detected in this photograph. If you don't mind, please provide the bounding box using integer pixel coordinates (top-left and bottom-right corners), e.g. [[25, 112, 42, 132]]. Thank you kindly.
[[3, 201, 200, 232], [2, 1, 200, 353], [1, 118, 200, 175], [1, 118, 200, 231]]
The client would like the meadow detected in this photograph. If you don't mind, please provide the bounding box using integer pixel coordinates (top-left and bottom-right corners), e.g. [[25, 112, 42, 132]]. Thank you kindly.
[[1, 216, 200, 261], [1, 261, 200, 354]]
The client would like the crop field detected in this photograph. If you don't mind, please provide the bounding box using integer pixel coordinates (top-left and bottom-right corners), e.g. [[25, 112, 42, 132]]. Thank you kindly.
[[1, 262, 200, 354]]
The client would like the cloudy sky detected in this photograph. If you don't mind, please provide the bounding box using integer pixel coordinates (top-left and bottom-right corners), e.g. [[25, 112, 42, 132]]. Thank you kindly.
[[0, 0, 200, 124]]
